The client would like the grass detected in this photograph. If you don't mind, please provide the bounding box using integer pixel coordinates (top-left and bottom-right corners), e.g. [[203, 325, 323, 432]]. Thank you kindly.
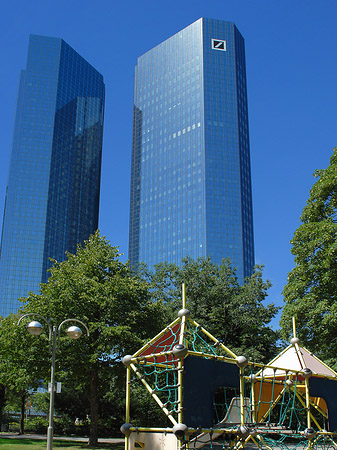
[[0, 438, 124, 449]]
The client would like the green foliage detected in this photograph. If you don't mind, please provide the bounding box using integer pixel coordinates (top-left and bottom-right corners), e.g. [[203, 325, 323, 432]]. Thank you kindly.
[[18, 231, 165, 444], [23, 231, 164, 361], [8, 421, 20, 433], [144, 257, 279, 362], [0, 313, 48, 433], [0, 314, 47, 392], [24, 416, 48, 434], [281, 148, 337, 366], [31, 391, 49, 415]]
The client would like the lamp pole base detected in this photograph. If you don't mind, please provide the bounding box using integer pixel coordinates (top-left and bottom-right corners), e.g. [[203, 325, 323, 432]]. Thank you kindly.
[[47, 426, 54, 450]]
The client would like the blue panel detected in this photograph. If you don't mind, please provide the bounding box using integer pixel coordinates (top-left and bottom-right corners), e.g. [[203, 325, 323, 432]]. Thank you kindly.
[[183, 355, 240, 428], [309, 376, 337, 432]]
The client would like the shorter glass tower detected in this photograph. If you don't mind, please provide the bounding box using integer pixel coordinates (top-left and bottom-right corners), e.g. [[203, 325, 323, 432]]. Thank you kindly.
[[0, 35, 105, 316], [129, 18, 254, 283]]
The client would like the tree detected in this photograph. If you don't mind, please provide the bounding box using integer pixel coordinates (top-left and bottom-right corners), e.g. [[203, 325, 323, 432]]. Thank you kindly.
[[0, 313, 46, 434], [281, 148, 337, 366], [21, 231, 165, 445], [145, 257, 279, 362]]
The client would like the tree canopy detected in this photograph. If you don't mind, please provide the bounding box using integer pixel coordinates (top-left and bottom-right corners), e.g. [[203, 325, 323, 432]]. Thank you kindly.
[[144, 257, 279, 362], [20, 231, 165, 445], [0, 313, 46, 434], [281, 148, 337, 366]]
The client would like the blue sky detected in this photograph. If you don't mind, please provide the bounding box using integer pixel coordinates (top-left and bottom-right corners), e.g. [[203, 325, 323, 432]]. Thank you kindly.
[[1, 0, 336, 326]]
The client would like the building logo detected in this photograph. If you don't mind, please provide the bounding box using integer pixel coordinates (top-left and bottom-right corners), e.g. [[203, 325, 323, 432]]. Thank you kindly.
[[211, 39, 226, 51]]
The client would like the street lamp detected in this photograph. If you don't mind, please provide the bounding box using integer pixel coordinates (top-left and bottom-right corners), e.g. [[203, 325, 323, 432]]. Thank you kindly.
[[18, 313, 89, 450]]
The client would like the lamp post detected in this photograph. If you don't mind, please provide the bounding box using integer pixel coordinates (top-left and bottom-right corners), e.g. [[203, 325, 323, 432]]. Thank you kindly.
[[18, 314, 89, 450]]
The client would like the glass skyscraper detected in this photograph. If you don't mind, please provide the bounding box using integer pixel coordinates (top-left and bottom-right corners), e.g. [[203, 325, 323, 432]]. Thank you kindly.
[[0, 35, 105, 316], [129, 18, 254, 283]]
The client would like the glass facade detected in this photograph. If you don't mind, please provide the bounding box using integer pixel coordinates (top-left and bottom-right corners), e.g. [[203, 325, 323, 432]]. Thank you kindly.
[[129, 18, 254, 283], [0, 35, 105, 316]]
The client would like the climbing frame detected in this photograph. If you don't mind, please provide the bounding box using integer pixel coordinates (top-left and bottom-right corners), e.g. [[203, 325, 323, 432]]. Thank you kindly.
[[121, 285, 337, 450]]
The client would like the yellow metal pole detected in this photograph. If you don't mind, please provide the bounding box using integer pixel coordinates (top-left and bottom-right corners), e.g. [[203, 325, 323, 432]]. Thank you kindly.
[[291, 313, 312, 435], [125, 366, 130, 450], [292, 316, 307, 371], [305, 377, 311, 429], [126, 366, 131, 422], [177, 351, 184, 424], [250, 378, 256, 423], [240, 367, 245, 426], [305, 377, 313, 450], [295, 391, 323, 430], [182, 282, 186, 309], [293, 316, 297, 339], [178, 283, 186, 448], [254, 435, 274, 450], [179, 315, 186, 346], [129, 427, 175, 432]]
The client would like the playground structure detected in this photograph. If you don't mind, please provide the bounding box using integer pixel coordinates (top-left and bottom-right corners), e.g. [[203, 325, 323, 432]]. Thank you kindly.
[[121, 285, 337, 449]]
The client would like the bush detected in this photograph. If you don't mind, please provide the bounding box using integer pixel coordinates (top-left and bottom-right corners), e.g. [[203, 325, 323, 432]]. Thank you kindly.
[[54, 414, 89, 436], [25, 416, 48, 434], [24, 415, 90, 436], [8, 421, 20, 432]]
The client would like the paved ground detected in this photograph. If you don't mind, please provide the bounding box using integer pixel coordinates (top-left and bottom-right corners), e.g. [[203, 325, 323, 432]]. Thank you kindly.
[[0, 433, 124, 443]]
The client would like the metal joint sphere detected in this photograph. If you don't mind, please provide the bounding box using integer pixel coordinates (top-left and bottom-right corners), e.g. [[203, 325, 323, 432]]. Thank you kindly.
[[173, 423, 188, 440], [122, 355, 133, 366], [120, 422, 133, 437], [236, 356, 248, 368], [304, 428, 316, 439], [302, 368, 312, 379], [172, 344, 188, 358], [249, 374, 257, 383], [177, 308, 190, 318], [237, 425, 250, 439]]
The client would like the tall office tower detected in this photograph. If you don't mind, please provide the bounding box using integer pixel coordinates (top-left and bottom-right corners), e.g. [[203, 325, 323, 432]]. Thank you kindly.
[[0, 35, 105, 316], [129, 18, 254, 283]]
